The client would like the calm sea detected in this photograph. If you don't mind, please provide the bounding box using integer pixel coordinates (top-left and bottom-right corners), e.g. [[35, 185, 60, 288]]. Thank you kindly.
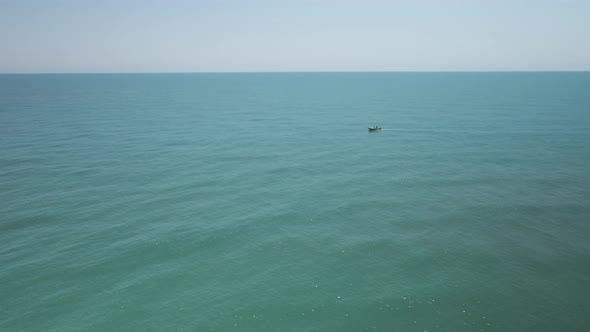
[[1, 72, 589, 331]]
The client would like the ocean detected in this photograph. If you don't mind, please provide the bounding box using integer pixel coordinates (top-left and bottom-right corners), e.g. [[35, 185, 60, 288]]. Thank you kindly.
[[1, 72, 589, 331]]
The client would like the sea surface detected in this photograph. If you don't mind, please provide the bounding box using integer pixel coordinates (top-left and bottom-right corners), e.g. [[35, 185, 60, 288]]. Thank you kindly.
[[1, 72, 589, 332]]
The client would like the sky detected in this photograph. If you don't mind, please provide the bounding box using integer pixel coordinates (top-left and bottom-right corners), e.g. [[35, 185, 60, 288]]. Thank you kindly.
[[0, 0, 589, 73]]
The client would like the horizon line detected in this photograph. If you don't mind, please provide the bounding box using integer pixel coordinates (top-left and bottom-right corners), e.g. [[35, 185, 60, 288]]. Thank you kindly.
[[1, 70, 589, 75]]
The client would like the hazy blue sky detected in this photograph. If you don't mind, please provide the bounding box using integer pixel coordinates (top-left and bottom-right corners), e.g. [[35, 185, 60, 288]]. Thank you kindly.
[[1, 0, 589, 73]]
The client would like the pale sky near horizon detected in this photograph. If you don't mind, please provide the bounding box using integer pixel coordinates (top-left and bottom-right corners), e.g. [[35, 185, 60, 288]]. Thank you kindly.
[[1, 0, 589, 73]]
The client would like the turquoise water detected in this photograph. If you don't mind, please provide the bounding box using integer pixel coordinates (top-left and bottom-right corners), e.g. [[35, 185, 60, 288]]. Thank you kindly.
[[1, 72, 589, 331]]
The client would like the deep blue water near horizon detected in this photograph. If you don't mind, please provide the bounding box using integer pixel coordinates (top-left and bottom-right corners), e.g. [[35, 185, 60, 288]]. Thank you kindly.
[[1, 72, 589, 331]]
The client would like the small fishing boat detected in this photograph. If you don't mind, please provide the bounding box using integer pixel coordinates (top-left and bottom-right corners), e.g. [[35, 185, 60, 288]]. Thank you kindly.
[[368, 126, 382, 131]]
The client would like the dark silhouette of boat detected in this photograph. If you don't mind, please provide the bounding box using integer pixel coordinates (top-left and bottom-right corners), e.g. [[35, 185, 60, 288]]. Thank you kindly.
[[368, 126, 382, 131]]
